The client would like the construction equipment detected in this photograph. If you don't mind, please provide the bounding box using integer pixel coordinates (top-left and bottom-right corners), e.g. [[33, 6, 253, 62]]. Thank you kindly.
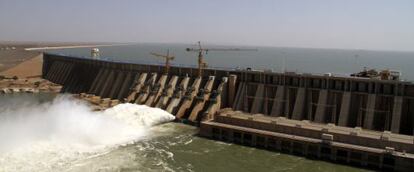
[[351, 67, 401, 81], [186, 41, 257, 77], [150, 50, 175, 74]]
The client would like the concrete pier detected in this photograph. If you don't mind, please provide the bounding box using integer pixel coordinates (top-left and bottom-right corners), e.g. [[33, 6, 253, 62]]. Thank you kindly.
[[155, 75, 178, 109], [108, 71, 125, 99], [117, 72, 133, 100], [364, 94, 377, 130], [145, 74, 167, 106], [200, 110, 414, 172], [176, 77, 201, 119], [250, 84, 265, 114], [232, 82, 246, 111], [291, 88, 306, 120], [314, 90, 329, 123], [88, 69, 104, 93], [203, 77, 228, 121], [165, 76, 190, 113], [188, 76, 216, 122], [99, 70, 115, 97], [270, 86, 286, 117], [125, 73, 147, 102], [228, 75, 237, 107], [391, 96, 403, 133], [135, 73, 157, 104], [338, 92, 351, 127]]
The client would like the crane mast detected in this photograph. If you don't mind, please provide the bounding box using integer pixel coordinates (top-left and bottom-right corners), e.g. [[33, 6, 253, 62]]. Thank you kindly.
[[150, 49, 175, 74]]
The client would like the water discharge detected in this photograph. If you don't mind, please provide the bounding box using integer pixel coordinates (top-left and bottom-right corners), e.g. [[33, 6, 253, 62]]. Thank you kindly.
[[0, 95, 175, 172]]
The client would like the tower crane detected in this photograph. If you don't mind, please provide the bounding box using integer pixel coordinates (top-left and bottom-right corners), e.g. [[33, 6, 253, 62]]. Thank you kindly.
[[150, 50, 175, 74], [186, 41, 257, 77]]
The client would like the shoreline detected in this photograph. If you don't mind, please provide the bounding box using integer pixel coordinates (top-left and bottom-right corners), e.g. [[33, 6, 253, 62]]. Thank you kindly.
[[0, 77, 62, 94], [24, 43, 132, 51]]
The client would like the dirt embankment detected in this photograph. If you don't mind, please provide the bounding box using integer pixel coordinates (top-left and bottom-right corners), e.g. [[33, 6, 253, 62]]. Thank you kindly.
[[0, 49, 61, 94], [0, 50, 42, 73], [0, 52, 43, 78]]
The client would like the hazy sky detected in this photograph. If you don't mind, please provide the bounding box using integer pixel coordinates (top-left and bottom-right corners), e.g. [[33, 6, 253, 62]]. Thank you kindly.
[[0, 0, 413, 51]]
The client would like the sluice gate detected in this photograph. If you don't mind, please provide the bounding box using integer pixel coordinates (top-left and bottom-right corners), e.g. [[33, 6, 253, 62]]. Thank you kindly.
[[43, 53, 414, 171]]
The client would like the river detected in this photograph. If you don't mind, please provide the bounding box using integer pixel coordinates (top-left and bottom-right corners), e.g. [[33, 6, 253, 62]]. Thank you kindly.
[[0, 93, 370, 172]]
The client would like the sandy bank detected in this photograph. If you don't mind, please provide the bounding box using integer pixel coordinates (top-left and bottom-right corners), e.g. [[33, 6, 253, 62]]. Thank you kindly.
[[0, 53, 43, 78], [0, 50, 41, 72], [24, 43, 130, 51]]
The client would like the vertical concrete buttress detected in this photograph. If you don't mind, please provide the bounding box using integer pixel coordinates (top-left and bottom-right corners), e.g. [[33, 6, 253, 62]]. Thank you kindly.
[[165, 76, 190, 113], [54, 62, 65, 83], [48, 62, 60, 82], [250, 84, 265, 114], [314, 90, 329, 123], [125, 73, 147, 102], [338, 92, 351, 127], [228, 75, 237, 107], [44, 62, 55, 80], [203, 77, 228, 121], [291, 88, 306, 120], [93, 69, 110, 95], [117, 72, 133, 100], [60, 64, 73, 85], [391, 96, 403, 133], [188, 76, 216, 122], [135, 73, 157, 104], [270, 86, 286, 117], [155, 75, 178, 109], [99, 70, 115, 98], [109, 72, 125, 99], [363, 94, 377, 130], [55, 63, 67, 84], [58, 63, 71, 84], [47, 62, 59, 82], [145, 75, 168, 106], [175, 77, 201, 119], [232, 82, 246, 111], [62, 68, 77, 92], [88, 69, 104, 93]]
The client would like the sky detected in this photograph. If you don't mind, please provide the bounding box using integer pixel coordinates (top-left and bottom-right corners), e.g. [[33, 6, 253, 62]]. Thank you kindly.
[[0, 0, 413, 51]]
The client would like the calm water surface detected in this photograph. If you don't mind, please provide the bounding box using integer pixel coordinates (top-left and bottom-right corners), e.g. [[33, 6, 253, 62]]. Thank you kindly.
[[46, 43, 414, 80]]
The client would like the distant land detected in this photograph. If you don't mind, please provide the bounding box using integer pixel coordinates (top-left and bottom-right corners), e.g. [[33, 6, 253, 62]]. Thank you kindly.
[[0, 41, 120, 77]]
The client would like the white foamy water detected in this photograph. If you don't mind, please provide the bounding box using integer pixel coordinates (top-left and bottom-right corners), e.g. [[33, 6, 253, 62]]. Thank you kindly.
[[0, 95, 175, 172]]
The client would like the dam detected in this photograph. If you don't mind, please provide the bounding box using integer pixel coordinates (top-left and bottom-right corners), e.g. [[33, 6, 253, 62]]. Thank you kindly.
[[42, 53, 414, 171]]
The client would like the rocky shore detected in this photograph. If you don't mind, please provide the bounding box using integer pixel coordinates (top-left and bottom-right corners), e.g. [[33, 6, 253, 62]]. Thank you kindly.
[[0, 77, 62, 94], [74, 93, 121, 111]]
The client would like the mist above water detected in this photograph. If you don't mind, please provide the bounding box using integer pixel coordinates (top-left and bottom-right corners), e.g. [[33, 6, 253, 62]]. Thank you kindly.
[[0, 95, 175, 171]]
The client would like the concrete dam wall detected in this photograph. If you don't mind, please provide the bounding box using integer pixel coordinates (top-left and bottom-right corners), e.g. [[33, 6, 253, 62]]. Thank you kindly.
[[43, 53, 234, 122], [43, 53, 414, 171], [43, 53, 414, 135]]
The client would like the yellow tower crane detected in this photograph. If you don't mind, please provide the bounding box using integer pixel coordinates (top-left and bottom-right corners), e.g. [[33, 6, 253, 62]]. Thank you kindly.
[[150, 50, 175, 74], [186, 41, 257, 77]]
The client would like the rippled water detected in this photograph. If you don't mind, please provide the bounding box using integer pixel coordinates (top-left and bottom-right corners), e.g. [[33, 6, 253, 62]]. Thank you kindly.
[[0, 93, 370, 172]]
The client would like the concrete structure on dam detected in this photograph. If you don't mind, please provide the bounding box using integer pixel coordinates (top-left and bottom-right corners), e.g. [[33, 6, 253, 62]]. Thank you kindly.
[[42, 53, 414, 171]]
